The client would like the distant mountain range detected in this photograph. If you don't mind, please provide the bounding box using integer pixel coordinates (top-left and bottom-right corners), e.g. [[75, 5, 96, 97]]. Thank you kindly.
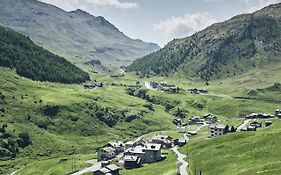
[[0, 0, 160, 72], [127, 3, 281, 81]]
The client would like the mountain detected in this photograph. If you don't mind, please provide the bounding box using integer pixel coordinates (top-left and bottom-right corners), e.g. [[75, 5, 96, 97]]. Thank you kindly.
[[0, 25, 89, 83], [0, 0, 160, 72], [127, 3, 281, 81]]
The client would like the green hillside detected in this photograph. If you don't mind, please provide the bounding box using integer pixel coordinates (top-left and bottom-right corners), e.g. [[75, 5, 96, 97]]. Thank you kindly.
[[127, 3, 281, 81], [0, 26, 89, 84]]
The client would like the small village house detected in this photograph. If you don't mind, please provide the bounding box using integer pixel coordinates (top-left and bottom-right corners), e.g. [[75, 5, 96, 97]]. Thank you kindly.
[[151, 135, 173, 148], [93, 164, 120, 175], [125, 143, 162, 163], [275, 109, 281, 118], [97, 147, 116, 161], [204, 114, 218, 124], [174, 138, 187, 147], [250, 121, 262, 128], [124, 155, 143, 169], [107, 141, 124, 153], [208, 123, 226, 137], [178, 126, 186, 133], [265, 120, 273, 127]]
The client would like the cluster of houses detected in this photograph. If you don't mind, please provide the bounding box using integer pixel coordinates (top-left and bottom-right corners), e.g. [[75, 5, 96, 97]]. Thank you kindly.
[[244, 113, 275, 119], [190, 88, 208, 94], [149, 82, 179, 93], [84, 80, 103, 89], [94, 134, 186, 174]]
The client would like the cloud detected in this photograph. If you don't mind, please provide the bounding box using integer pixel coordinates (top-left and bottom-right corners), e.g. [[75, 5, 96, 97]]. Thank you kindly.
[[153, 12, 217, 41], [39, 0, 138, 10], [85, 0, 138, 9], [242, 0, 281, 12]]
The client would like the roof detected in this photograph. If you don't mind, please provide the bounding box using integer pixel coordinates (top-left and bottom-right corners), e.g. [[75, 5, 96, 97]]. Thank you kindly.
[[127, 146, 145, 154], [142, 144, 161, 151], [177, 138, 186, 143], [98, 167, 111, 174], [108, 141, 124, 148], [209, 123, 226, 129], [106, 164, 119, 171], [124, 155, 140, 162], [100, 147, 116, 153]]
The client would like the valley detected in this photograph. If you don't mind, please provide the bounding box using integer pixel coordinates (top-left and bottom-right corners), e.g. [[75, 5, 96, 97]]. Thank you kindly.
[[1, 1, 281, 175]]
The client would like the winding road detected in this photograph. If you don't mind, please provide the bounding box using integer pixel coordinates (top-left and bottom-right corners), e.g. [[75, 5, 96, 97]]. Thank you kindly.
[[172, 146, 188, 175]]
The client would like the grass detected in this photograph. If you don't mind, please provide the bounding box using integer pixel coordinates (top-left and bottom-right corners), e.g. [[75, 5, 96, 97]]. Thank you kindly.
[[181, 119, 281, 175]]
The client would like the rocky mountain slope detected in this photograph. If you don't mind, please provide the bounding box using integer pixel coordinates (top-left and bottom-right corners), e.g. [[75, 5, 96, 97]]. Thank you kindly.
[[0, 0, 160, 72], [127, 3, 281, 81]]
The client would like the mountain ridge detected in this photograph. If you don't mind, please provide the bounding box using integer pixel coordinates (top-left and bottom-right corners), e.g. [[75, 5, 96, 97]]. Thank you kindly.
[[127, 3, 281, 81], [0, 0, 160, 72]]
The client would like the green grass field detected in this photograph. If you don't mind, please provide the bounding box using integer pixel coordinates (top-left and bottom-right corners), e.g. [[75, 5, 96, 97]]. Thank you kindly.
[[1, 61, 281, 175]]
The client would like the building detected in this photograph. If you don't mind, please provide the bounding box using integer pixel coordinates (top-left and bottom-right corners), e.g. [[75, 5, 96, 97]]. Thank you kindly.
[[124, 155, 143, 169], [97, 147, 116, 161], [142, 144, 162, 163], [209, 123, 226, 137], [178, 126, 186, 133], [250, 121, 262, 128], [204, 114, 218, 124], [275, 109, 281, 118], [174, 138, 187, 147], [124, 144, 162, 163], [93, 164, 120, 175], [245, 113, 274, 119], [173, 118, 181, 125], [265, 120, 272, 127], [107, 141, 124, 153], [151, 135, 173, 148], [188, 117, 203, 125], [187, 131, 197, 136]]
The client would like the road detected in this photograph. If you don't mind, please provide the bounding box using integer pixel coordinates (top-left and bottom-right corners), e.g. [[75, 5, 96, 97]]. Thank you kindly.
[[172, 146, 188, 175], [71, 162, 101, 175], [237, 119, 251, 131]]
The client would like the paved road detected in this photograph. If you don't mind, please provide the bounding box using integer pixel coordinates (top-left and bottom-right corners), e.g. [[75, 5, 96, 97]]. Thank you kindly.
[[172, 146, 188, 175], [71, 162, 101, 175], [237, 119, 251, 131]]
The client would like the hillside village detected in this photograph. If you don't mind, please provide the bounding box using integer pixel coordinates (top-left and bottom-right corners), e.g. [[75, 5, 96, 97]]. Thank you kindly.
[[68, 106, 281, 175]]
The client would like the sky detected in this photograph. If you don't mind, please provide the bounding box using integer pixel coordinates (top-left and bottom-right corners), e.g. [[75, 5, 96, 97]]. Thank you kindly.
[[39, 0, 281, 47]]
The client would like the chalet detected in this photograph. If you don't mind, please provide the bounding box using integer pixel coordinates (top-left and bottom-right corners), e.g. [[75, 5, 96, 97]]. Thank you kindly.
[[151, 135, 173, 148], [208, 123, 226, 137], [265, 120, 273, 127], [204, 114, 218, 124], [174, 138, 187, 147], [173, 118, 182, 125], [125, 144, 162, 163], [250, 121, 262, 128], [107, 141, 124, 153], [187, 131, 197, 136], [124, 155, 143, 169], [247, 126, 257, 131], [125, 137, 143, 149], [178, 126, 186, 133], [188, 117, 203, 125], [93, 164, 120, 175], [275, 109, 281, 118], [245, 113, 274, 119], [97, 147, 116, 161], [190, 88, 208, 94]]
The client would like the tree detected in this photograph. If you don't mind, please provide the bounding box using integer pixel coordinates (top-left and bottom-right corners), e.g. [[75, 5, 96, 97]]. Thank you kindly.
[[230, 126, 236, 132], [17, 132, 32, 148]]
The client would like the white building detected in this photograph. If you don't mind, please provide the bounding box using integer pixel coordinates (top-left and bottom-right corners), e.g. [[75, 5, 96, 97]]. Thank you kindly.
[[208, 123, 226, 137]]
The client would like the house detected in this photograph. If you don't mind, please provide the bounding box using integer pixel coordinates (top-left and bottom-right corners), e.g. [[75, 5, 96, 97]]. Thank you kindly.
[[187, 131, 197, 136], [209, 123, 226, 137], [188, 117, 203, 125], [125, 144, 162, 163], [97, 147, 116, 161], [93, 164, 120, 175], [173, 118, 181, 125], [275, 109, 281, 118], [265, 120, 272, 127], [142, 144, 162, 163], [125, 137, 144, 149], [247, 126, 257, 131], [124, 155, 143, 169], [204, 114, 218, 124], [190, 88, 208, 94], [178, 126, 186, 133], [107, 141, 124, 153], [174, 138, 187, 147], [250, 121, 262, 128], [245, 113, 274, 119], [151, 135, 173, 148]]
